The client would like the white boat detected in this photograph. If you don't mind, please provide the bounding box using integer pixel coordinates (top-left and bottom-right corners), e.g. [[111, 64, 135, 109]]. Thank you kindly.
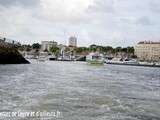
[[86, 53, 104, 64], [123, 59, 138, 64], [105, 58, 138, 64]]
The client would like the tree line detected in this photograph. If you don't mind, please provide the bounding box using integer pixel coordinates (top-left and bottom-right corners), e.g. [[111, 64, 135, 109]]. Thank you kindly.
[[18, 43, 136, 58], [75, 44, 135, 54]]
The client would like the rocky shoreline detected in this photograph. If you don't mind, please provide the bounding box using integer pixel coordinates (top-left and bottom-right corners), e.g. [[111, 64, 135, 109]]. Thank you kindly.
[[0, 46, 30, 64]]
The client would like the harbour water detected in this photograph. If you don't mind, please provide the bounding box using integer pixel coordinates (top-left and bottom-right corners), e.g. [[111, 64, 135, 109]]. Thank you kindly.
[[0, 61, 160, 120]]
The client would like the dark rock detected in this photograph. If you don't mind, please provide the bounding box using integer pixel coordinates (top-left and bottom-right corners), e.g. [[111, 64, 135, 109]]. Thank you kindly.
[[0, 46, 30, 64]]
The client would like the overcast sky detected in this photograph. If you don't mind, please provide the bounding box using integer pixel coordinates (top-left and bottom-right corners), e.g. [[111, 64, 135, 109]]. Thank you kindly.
[[0, 0, 160, 47]]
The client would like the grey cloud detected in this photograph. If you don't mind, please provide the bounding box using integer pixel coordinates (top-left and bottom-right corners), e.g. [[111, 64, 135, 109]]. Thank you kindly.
[[88, 0, 115, 13], [149, 0, 160, 13], [0, 0, 39, 7], [136, 16, 153, 26], [0, 0, 160, 46]]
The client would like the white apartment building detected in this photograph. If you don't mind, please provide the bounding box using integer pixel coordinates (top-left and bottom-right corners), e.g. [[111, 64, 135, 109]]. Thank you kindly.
[[68, 36, 77, 47], [41, 41, 57, 51]]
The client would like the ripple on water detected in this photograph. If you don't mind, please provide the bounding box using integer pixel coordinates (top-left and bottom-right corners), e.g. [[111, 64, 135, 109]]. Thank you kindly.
[[0, 62, 160, 120]]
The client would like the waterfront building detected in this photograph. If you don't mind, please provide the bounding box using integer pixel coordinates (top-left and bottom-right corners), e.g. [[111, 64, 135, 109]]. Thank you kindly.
[[41, 41, 57, 52], [57, 44, 66, 50], [134, 41, 160, 62], [68, 36, 77, 47]]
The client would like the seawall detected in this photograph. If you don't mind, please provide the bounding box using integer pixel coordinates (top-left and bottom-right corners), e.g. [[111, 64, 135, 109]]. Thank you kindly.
[[106, 63, 160, 68]]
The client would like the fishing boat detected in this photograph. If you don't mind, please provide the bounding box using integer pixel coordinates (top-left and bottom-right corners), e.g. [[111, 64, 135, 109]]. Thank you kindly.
[[86, 52, 104, 64]]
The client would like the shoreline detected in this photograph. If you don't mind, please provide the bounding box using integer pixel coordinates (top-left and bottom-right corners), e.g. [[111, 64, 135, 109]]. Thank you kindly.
[[28, 59, 160, 68], [106, 62, 160, 68]]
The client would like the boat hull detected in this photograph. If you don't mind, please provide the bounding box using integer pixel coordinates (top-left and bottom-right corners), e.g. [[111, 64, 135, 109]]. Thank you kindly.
[[87, 60, 104, 65]]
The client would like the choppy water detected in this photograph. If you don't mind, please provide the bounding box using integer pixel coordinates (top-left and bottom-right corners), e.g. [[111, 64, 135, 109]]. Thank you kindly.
[[0, 61, 160, 120]]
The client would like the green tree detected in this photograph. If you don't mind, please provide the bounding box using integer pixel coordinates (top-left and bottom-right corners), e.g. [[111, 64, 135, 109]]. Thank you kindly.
[[115, 47, 122, 53], [121, 48, 128, 53], [19, 45, 32, 52], [127, 47, 134, 53], [50, 46, 60, 57], [32, 43, 41, 49], [89, 44, 97, 52], [104, 46, 114, 53]]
